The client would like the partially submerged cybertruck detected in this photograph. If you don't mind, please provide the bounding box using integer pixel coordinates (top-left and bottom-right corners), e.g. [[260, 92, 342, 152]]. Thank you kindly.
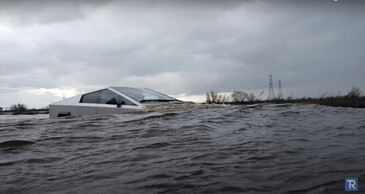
[[49, 87, 181, 118]]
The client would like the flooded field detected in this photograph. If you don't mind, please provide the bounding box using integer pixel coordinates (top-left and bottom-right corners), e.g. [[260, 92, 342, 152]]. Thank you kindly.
[[0, 104, 364, 193]]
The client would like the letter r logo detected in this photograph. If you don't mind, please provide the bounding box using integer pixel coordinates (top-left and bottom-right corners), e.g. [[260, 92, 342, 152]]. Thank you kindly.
[[345, 178, 358, 191]]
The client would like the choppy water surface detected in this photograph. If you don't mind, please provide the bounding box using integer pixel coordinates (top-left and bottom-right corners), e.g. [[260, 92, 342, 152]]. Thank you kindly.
[[1, 104, 364, 193]]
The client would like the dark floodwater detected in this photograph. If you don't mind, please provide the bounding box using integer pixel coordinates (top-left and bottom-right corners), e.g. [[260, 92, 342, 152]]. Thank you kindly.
[[1, 104, 364, 193]]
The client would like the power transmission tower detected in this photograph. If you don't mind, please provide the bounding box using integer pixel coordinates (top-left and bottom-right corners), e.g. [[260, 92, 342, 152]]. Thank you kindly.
[[278, 80, 283, 99], [268, 74, 275, 100]]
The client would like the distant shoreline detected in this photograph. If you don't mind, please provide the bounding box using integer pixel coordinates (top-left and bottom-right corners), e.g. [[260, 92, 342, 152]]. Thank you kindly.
[[206, 87, 365, 108], [0, 109, 49, 115], [227, 96, 365, 108]]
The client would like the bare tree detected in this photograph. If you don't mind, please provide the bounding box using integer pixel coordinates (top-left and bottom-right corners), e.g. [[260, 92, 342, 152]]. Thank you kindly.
[[347, 87, 362, 98], [246, 92, 257, 102], [231, 90, 248, 103], [206, 90, 229, 104], [10, 103, 27, 114], [206, 91, 212, 104], [220, 94, 229, 104]]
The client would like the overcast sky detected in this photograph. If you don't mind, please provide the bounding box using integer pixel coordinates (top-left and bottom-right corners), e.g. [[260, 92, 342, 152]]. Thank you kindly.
[[1, 0, 364, 108]]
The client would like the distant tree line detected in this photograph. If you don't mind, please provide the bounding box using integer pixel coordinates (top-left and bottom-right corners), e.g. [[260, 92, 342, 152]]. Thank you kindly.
[[206, 90, 258, 104], [10, 103, 27, 114], [206, 90, 229, 104], [0, 104, 49, 115], [205, 87, 364, 108], [231, 90, 257, 102]]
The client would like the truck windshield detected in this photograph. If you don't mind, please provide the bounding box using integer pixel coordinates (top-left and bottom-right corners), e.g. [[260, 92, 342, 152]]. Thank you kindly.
[[110, 87, 178, 103]]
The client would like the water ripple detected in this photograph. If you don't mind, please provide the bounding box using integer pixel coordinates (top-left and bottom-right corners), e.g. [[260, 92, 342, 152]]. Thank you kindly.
[[0, 104, 364, 193]]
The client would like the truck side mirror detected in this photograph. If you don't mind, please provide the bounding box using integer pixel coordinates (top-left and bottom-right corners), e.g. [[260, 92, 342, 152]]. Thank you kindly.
[[117, 101, 125, 108]]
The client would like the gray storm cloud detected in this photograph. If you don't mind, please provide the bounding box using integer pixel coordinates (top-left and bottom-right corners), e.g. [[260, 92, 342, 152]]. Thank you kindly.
[[0, 0, 364, 107]]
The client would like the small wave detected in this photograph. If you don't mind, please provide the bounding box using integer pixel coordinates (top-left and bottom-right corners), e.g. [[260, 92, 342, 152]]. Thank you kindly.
[[279, 110, 300, 116], [15, 121, 37, 126], [141, 182, 196, 192], [235, 127, 248, 131], [148, 173, 172, 179], [143, 102, 223, 112], [0, 156, 62, 167], [25, 157, 63, 164], [287, 179, 342, 193], [0, 161, 15, 166], [0, 140, 35, 148], [122, 112, 179, 124], [271, 103, 293, 107], [246, 154, 277, 161], [128, 154, 160, 162], [131, 142, 171, 151], [220, 185, 247, 193]]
